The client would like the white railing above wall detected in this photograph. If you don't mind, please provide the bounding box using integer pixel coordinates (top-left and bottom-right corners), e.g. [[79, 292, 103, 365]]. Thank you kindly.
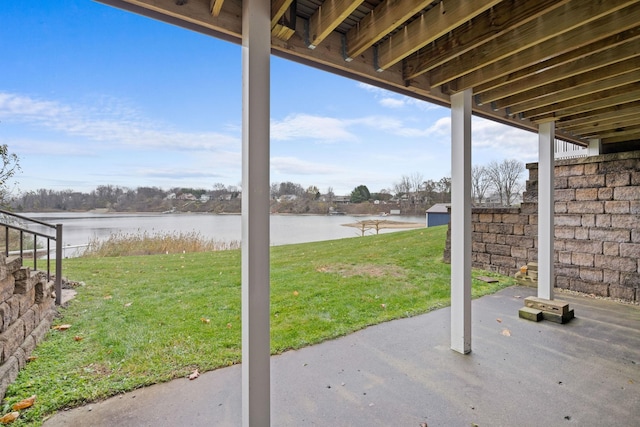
[[554, 139, 588, 159]]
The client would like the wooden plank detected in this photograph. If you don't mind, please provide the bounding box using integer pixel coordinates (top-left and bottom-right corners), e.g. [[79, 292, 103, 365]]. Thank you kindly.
[[559, 108, 640, 132], [519, 307, 543, 322], [577, 116, 640, 137], [489, 59, 640, 111], [527, 85, 640, 121], [307, 0, 365, 49], [346, 0, 431, 60], [504, 70, 640, 115], [543, 309, 575, 324], [376, 0, 501, 71], [271, 0, 294, 28], [209, 0, 224, 17], [403, 0, 569, 80], [524, 296, 569, 316], [431, 0, 640, 88], [472, 27, 640, 97], [556, 100, 640, 129], [603, 133, 640, 144]]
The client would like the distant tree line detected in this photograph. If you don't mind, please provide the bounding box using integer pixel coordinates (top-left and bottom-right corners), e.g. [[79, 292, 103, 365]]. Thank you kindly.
[[7, 159, 524, 214]]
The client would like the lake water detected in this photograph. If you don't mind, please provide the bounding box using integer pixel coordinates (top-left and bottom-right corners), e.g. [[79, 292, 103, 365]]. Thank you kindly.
[[19, 212, 425, 257]]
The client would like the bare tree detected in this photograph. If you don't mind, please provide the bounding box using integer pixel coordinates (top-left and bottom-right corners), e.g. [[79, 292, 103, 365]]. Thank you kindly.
[[408, 172, 424, 193], [486, 159, 525, 206], [471, 165, 491, 206], [0, 144, 20, 205], [393, 175, 411, 197]]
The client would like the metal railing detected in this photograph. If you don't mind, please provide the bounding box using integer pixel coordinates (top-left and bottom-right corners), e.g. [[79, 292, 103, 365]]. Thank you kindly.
[[0, 209, 62, 305]]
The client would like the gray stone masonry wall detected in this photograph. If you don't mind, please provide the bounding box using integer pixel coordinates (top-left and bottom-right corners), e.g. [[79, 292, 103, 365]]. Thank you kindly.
[[0, 253, 56, 400], [444, 150, 640, 303]]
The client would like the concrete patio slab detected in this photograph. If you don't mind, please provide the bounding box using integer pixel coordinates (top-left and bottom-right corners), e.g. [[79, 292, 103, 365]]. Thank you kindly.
[[44, 286, 639, 426]]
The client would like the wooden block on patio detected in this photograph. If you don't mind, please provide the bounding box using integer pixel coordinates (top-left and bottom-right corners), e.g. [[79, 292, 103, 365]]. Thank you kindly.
[[519, 306, 543, 322], [477, 276, 499, 283], [524, 296, 570, 315], [542, 308, 575, 324]]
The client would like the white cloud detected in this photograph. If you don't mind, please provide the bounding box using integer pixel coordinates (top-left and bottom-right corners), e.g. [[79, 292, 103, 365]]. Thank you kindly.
[[271, 156, 343, 175], [0, 92, 239, 151], [271, 114, 357, 142], [472, 118, 538, 162], [379, 97, 405, 109]]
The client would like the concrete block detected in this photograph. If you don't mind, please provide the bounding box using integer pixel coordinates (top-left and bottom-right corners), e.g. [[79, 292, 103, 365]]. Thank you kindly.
[[519, 306, 542, 322], [542, 309, 575, 324], [524, 296, 570, 316]]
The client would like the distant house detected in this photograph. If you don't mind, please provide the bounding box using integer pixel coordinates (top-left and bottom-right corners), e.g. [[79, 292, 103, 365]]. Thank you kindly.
[[178, 193, 197, 201], [426, 203, 451, 227], [333, 195, 350, 204], [199, 194, 211, 202]]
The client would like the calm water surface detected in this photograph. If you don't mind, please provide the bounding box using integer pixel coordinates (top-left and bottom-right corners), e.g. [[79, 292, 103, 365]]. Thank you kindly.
[[21, 212, 425, 256]]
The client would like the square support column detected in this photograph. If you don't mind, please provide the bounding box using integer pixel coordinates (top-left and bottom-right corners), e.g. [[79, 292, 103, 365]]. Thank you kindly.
[[450, 89, 472, 354], [588, 139, 602, 156], [538, 121, 555, 300], [241, 0, 271, 426]]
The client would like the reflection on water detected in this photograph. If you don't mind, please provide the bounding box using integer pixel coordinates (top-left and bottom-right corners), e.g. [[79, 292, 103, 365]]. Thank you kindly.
[[21, 212, 425, 257]]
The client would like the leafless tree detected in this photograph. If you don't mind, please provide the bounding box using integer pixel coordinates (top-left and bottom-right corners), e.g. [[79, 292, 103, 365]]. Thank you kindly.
[[408, 172, 424, 193], [471, 165, 491, 206], [486, 159, 525, 206], [393, 175, 411, 197]]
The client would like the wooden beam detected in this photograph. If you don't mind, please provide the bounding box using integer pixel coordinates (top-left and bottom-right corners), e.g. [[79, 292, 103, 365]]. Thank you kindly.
[[585, 124, 640, 140], [430, 0, 639, 88], [602, 133, 640, 144], [559, 107, 640, 132], [503, 69, 640, 115], [210, 0, 224, 17], [307, 0, 365, 49], [271, 0, 294, 28], [376, 0, 501, 71], [403, 0, 569, 80], [580, 118, 640, 138], [529, 85, 640, 121], [345, 0, 431, 61], [556, 101, 640, 129], [487, 56, 640, 109], [470, 26, 640, 99]]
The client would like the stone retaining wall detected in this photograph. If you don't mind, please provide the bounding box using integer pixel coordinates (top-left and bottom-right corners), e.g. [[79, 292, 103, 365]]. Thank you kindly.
[[444, 150, 640, 303], [0, 254, 56, 400]]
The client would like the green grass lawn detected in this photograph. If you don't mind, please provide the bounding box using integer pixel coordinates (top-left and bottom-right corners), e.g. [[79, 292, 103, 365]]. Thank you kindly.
[[3, 226, 514, 425]]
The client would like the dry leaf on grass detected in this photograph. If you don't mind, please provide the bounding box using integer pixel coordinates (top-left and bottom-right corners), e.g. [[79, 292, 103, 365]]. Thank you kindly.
[[501, 329, 511, 337], [103, 295, 112, 300], [188, 369, 200, 380], [226, 323, 232, 329], [200, 317, 211, 324], [27, 356, 37, 362], [293, 290, 299, 296], [0, 412, 19, 424], [124, 302, 132, 307], [12, 395, 36, 411], [73, 336, 83, 342], [52, 324, 71, 331]]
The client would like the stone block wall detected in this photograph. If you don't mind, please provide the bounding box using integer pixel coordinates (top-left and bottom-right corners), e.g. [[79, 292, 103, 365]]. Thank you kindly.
[[0, 254, 56, 400], [444, 150, 640, 303]]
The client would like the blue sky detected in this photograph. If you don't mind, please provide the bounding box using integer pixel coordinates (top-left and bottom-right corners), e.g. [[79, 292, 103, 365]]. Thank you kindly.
[[1, 1, 539, 196]]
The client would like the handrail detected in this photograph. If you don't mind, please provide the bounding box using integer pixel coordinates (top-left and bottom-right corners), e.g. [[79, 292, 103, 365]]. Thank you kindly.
[[0, 209, 62, 305]]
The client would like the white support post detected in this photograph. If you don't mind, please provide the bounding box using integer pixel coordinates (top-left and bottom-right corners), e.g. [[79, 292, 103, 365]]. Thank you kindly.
[[588, 138, 602, 156], [450, 89, 472, 354], [538, 121, 555, 300], [241, 0, 271, 426]]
